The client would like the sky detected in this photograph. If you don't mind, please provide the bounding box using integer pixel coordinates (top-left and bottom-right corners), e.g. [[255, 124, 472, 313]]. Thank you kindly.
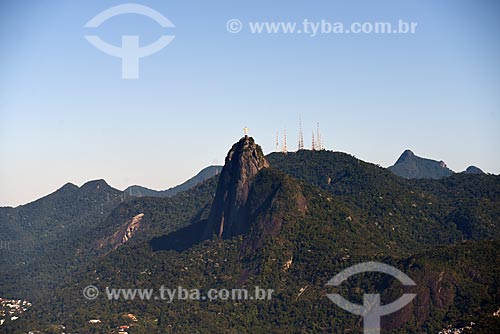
[[1, 0, 499, 207]]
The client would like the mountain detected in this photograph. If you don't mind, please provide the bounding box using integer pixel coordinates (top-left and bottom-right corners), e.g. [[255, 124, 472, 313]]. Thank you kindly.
[[382, 239, 500, 332], [0, 180, 125, 300], [5, 138, 500, 334], [268, 149, 500, 247], [124, 165, 222, 198], [0, 173, 220, 302], [388, 149, 454, 179], [150, 136, 302, 254], [463, 165, 485, 174], [204, 136, 270, 239]]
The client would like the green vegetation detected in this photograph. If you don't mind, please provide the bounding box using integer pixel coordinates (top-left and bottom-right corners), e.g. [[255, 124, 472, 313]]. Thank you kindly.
[[1, 149, 499, 333]]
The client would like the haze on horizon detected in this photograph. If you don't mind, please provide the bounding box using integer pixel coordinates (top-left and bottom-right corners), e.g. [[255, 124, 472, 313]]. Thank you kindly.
[[1, 0, 499, 207]]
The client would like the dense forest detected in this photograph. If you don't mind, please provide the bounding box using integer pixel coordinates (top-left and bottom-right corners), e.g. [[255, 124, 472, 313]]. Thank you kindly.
[[1, 147, 499, 333]]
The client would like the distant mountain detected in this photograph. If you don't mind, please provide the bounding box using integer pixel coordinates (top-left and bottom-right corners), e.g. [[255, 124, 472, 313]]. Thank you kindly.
[[464, 165, 485, 174], [0, 174, 221, 305], [0, 179, 124, 300], [124, 165, 222, 198], [8, 139, 500, 334], [388, 149, 454, 179]]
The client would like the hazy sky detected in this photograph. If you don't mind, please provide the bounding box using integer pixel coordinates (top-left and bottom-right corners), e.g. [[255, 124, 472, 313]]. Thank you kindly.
[[1, 0, 499, 207]]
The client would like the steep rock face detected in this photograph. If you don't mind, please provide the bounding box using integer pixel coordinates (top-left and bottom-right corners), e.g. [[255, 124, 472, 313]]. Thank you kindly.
[[388, 149, 454, 179], [383, 240, 500, 331], [204, 136, 269, 239], [93, 213, 144, 251], [151, 136, 306, 253], [383, 268, 456, 330]]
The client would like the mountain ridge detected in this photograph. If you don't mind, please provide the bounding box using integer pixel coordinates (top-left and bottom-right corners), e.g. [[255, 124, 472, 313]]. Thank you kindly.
[[2, 139, 499, 333], [124, 165, 222, 198]]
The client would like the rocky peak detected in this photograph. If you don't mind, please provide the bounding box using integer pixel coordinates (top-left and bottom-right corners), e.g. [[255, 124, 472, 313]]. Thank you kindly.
[[389, 150, 454, 179], [57, 182, 79, 194], [80, 179, 112, 193], [396, 149, 415, 164], [204, 136, 269, 239], [464, 166, 485, 174]]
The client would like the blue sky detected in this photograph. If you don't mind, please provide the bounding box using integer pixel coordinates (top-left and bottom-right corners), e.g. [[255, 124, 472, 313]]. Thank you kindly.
[[1, 0, 499, 206]]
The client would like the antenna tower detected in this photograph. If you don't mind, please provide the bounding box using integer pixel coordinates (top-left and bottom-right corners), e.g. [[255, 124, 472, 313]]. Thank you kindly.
[[298, 116, 304, 150], [275, 130, 279, 152], [282, 128, 288, 153]]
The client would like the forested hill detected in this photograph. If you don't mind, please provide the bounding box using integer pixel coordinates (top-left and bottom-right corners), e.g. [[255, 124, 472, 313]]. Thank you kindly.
[[2, 144, 499, 333]]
